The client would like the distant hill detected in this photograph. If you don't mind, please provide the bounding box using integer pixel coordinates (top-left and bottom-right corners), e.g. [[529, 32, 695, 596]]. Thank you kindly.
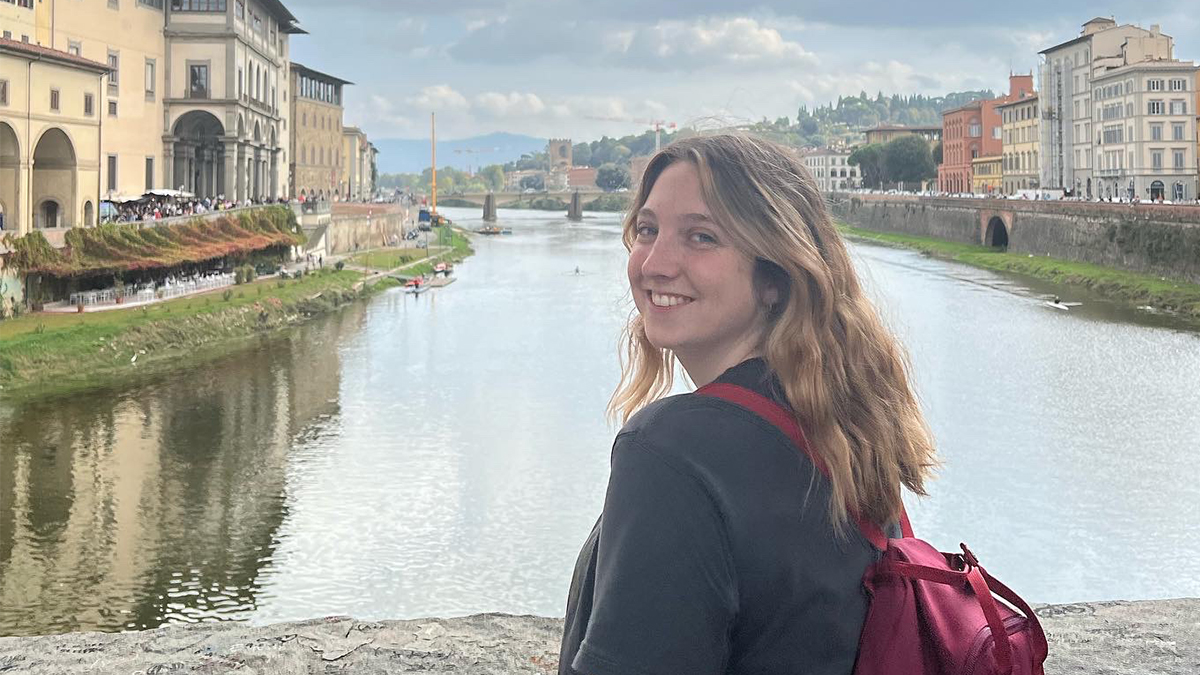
[[373, 132, 547, 174]]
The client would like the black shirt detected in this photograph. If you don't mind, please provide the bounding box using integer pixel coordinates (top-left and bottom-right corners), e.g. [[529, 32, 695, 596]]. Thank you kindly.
[[560, 358, 888, 675]]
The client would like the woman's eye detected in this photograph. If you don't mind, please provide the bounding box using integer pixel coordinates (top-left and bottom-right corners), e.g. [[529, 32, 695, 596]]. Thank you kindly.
[[635, 225, 657, 238], [691, 232, 717, 244]]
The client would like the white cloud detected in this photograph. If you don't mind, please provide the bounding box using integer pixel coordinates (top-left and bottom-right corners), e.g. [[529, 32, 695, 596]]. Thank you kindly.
[[406, 85, 470, 109], [473, 91, 547, 117], [605, 17, 817, 69]]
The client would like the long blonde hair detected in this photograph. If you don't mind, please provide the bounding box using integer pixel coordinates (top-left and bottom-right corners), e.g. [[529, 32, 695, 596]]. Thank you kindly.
[[609, 134, 937, 529]]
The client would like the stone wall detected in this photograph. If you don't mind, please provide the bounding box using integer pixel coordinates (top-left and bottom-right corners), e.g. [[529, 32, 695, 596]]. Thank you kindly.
[[324, 204, 409, 255], [0, 600, 1195, 674], [830, 194, 1200, 284]]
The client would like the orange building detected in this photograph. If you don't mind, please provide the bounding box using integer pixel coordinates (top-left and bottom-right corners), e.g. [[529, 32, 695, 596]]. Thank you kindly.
[[939, 74, 1035, 193]]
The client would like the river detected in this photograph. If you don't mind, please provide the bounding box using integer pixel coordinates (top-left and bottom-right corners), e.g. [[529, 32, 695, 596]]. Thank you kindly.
[[1, 206, 1197, 637]]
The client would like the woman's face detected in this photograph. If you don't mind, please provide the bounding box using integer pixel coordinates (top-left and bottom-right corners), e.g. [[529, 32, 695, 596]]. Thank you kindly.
[[628, 162, 769, 377]]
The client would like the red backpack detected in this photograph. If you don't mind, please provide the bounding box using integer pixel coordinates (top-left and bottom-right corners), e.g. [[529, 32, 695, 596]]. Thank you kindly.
[[698, 383, 1049, 675]]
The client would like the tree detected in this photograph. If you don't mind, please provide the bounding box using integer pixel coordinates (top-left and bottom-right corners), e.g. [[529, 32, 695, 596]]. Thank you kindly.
[[848, 143, 886, 189], [596, 163, 631, 191], [883, 136, 937, 189], [572, 142, 592, 167], [481, 165, 505, 192], [519, 174, 544, 191], [932, 141, 943, 165]]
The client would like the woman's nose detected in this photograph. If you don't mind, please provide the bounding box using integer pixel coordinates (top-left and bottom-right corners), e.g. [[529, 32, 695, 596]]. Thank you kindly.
[[639, 238, 681, 278]]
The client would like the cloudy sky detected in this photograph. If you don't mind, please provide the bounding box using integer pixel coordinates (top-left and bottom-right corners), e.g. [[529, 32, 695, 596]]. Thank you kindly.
[[285, 1, 1200, 142]]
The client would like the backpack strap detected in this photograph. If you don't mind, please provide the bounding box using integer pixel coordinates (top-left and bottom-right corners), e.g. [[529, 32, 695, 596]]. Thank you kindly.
[[697, 382, 907, 550]]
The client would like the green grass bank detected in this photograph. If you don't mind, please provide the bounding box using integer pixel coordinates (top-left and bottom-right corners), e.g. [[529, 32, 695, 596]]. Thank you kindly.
[[838, 222, 1200, 324], [0, 269, 399, 400]]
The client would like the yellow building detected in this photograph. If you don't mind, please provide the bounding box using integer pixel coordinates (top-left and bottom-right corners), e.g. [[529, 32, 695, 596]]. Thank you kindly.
[[971, 155, 1003, 194], [997, 93, 1039, 194], [0, 0, 304, 234], [864, 124, 942, 147], [341, 127, 378, 201], [290, 63, 349, 200], [0, 38, 107, 235]]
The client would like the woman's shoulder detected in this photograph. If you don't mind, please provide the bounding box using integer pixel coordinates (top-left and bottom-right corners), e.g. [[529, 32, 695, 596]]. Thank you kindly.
[[617, 390, 796, 469]]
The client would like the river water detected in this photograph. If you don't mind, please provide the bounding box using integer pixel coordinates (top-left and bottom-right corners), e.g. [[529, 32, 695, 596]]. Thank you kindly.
[[1, 206, 1198, 637]]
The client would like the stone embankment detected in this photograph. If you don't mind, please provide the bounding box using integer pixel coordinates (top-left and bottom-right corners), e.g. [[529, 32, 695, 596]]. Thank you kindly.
[[1, 599, 1195, 674], [830, 194, 1200, 285]]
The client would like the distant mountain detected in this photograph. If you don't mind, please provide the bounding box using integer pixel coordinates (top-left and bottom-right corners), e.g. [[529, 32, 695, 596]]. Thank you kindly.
[[373, 132, 547, 174]]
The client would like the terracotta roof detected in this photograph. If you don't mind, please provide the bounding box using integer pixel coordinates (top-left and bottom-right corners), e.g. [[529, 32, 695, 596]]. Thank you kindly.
[[866, 124, 941, 133], [941, 100, 984, 116], [291, 62, 353, 86], [994, 93, 1039, 108], [0, 37, 109, 73]]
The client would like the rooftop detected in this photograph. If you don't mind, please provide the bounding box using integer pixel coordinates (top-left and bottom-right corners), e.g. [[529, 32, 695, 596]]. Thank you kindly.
[[0, 37, 110, 73], [291, 62, 354, 86], [865, 124, 942, 133]]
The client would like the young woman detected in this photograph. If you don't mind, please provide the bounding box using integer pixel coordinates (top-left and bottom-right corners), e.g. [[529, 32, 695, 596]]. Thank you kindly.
[[559, 134, 938, 675]]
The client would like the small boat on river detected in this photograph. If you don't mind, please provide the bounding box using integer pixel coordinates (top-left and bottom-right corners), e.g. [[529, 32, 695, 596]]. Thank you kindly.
[[477, 225, 503, 235]]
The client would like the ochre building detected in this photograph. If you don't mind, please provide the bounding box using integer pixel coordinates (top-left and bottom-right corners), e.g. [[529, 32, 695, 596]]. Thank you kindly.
[[289, 62, 349, 200], [0, 38, 107, 234], [0, 0, 306, 235]]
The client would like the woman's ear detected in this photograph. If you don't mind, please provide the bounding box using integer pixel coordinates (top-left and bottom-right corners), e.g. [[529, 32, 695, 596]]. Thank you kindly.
[[754, 258, 788, 313]]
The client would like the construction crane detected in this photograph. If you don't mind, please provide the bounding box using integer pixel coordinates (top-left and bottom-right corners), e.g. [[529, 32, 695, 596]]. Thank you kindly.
[[453, 147, 500, 175], [584, 116, 678, 152]]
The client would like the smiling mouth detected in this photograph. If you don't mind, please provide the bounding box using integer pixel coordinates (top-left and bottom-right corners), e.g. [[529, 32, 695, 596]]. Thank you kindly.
[[649, 291, 694, 308]]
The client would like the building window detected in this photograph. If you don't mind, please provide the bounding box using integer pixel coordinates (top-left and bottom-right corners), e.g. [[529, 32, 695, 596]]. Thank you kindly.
[[1174, 150, 1185, 169], [1151, 124, 1163, 141], [189, 64, 209, 98], [84, 93, 94, 116], [1152, 150, 1163, 170], [0, 80, 7, 106], [1169, 78, 1187, 92], [238, 67, 243, 99], [171, 0, 226, 10], [68, 41, 81, 56], [108, 99, 118, 116], [1148, 79, 1163, 91], [1148, 100, 1164, 115], [145, 157, 155, 190], [107, 50, 119, 94], [235, 0, 244, 19], [1173, 123, 1185, 141], [107, 155, 118, 192], [1168, 100, 1187, 115], [50, 89, 60, 111], [138, 0, 164, 8], [145, 58, 155, 99]]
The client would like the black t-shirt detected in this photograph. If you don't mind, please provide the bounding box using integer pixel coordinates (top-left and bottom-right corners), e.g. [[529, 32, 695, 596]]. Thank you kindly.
[[560, 358, 891, 675]]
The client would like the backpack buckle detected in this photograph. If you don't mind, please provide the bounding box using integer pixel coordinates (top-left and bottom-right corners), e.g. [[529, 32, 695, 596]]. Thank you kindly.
[[960, 543, 981, 568]]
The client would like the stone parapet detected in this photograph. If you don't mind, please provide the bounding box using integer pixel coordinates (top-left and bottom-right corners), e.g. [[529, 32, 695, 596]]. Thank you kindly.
[[0, 599, 1195, 674]]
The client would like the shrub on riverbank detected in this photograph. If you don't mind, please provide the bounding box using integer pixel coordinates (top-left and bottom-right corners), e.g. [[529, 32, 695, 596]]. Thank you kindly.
[[0, 270, 380, 398], [837, 222, 1200, 323], [583, 193, 631, 212]]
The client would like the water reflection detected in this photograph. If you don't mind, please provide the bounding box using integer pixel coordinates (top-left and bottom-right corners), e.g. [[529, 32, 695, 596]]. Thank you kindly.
[[1, 207, 1199, 637], [0, 307, 357, 636]]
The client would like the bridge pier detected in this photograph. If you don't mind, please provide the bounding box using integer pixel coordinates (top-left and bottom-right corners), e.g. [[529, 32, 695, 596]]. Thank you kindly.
[[482, 193, 497, 222], [567, 191, 582, 222]]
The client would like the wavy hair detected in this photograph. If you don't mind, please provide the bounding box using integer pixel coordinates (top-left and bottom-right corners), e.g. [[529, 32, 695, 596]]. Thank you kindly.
[[609, 133, 937, 530]]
